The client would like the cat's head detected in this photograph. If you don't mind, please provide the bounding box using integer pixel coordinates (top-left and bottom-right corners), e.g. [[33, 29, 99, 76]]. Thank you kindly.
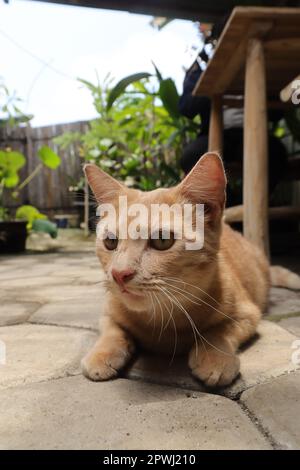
[[85, 152, 226, 312]]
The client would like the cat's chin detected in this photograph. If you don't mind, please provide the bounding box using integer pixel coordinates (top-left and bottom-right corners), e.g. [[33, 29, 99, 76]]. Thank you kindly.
[[117, 291, 148, 312]]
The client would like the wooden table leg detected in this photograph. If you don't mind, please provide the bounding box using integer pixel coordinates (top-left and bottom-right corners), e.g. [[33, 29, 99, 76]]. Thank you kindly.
[[208, 95, 223, 154], [243, 38, 269, 258]]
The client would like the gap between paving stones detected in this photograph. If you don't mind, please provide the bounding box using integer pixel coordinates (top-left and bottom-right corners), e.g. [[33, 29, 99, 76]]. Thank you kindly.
[[267, 311, 300, 322], [27, 318, 98, 332], [237, 399, 279, 450]]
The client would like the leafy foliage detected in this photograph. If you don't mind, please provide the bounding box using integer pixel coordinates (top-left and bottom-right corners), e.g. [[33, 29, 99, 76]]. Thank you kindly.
[[106, 72, 152, 110], [38, 145, 61, 169], [55, 68, 198, 191], [15, 205, 47, 230], [0, 146, 61, 228], [0, 81, 33, 127], [158, 78, 181, 120], [0, 150, 26, 188], [285, 108, 300, 144], [15, 205, 57, 237]]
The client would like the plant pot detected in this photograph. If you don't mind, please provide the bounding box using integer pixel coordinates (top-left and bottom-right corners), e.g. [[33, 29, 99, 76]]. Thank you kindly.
[[0, 220, 27, 254]]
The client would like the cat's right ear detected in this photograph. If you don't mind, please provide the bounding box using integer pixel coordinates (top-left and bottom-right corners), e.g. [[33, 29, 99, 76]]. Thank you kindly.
[[84, 164, 125, 203]]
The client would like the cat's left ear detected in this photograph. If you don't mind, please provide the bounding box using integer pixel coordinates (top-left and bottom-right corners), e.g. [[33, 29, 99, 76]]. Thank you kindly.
[[179, 152, 227, 212], [84, 164, 125, 203]]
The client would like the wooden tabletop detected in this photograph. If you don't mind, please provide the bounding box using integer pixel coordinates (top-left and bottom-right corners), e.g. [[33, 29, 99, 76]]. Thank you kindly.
[[193, 7, 300, 97]]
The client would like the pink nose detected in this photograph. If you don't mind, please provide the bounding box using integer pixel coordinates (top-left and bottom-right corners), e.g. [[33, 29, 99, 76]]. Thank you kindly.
[[112, 268, 136, 287]]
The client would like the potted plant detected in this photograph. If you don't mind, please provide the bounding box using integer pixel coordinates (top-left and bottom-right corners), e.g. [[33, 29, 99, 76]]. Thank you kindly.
[[0, 146, 61, 253]]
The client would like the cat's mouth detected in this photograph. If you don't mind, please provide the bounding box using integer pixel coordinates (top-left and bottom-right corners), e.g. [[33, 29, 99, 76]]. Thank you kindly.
[[116, 285, 144, 299], [122, 288, 144, 298]]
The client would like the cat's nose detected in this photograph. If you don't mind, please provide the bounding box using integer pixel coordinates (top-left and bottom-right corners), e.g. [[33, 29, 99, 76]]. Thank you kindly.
[[112, 268, 136, 287]]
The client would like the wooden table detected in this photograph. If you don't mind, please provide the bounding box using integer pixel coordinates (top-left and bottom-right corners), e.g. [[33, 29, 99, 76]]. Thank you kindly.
[[193, 7, 300, 257]]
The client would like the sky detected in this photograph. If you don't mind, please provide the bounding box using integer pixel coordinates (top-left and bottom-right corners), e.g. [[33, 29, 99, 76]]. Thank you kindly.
[[0, 0, 201, 127]]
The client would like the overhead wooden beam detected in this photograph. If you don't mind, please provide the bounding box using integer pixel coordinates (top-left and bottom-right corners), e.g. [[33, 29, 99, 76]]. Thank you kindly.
[[193, 20, 272, 97], [31, 0, 225, 22]]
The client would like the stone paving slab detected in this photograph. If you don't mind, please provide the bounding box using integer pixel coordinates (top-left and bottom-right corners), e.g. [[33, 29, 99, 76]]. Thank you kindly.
[[127, 321, 300, 398], [268, 287, 300, 317], [0, 375, 271, 450], [26, 229, 95, 253], [279, 316, 300, 337], [0, 324, 97, 390], [30, 300, 101, 330], [0, 302, 40, 326], [241, 371, 300, 450], [1, 275, 74, 290], [227, 320, 299, 397], [8, 284, 105, 305]]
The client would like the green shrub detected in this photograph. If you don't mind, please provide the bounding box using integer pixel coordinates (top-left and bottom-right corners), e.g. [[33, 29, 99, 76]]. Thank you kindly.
[[55, 68, 199, 191]]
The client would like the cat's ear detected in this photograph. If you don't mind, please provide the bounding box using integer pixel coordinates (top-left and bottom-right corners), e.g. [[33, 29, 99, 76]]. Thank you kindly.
[[179, 152, 227, 212], [84, 164, 125, 203]]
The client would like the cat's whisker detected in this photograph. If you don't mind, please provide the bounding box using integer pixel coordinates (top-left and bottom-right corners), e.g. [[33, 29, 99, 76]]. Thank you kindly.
[[150, 291, 157, 333], [160, 291, 174, 332], [159, 285, 199, 358], [160, 285, 234, 358], [156, 286, 178, 363], [158, 276, 221, 307], [157, 277, 240, 327], [147, 291, 156, 326], [152, 291, 165, 342]]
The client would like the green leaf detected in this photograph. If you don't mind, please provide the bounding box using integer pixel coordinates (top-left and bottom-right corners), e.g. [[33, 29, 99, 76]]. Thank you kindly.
[[285, 108, 300, 143], [78, 78, 100, 95], [159, 78, 180, 120], [15, 205, 47, 231], [107, 72, 152, 110], [4, 174, 19, 188], [123, 158, 139, 171], [151, 61, 163, 82], [0, 150, 25, 188], [0, 150, 26, 171], [38, 146, 61, 169]]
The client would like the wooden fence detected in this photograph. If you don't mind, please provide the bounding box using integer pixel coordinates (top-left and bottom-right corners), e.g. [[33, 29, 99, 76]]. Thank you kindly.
[[0, 121, 89, 214]]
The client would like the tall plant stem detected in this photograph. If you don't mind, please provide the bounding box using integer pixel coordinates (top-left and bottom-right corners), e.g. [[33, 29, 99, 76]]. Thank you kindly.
[[15, 163, 43, 193]]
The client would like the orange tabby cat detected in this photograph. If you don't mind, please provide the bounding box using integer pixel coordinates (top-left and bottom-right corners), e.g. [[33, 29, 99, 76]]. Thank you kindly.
[[82, 152, 300, 387]]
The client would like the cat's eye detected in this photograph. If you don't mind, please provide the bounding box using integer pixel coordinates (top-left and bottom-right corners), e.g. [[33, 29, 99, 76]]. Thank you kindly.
[[149, 231, 175, 251], [103, 233, 118, 250]]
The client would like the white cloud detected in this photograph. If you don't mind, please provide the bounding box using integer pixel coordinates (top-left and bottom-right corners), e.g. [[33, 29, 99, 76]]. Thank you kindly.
[[0, 0, 200, 127]]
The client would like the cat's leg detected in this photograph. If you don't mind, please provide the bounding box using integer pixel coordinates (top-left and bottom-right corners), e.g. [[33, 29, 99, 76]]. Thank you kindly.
[[188, 302, 261, 387], [81, 316, 135, 381]]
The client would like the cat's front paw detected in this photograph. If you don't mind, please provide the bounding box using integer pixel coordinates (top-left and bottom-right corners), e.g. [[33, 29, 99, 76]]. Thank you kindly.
[[189, 348, 240, 388], [81, 345, 132, 381]]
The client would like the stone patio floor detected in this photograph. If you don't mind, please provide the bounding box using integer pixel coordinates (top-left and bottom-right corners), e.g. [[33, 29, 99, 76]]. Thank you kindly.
[[0, 232, 300, 450]]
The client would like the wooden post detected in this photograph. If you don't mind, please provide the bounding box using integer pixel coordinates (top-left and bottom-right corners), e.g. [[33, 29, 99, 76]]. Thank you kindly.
[[243, 38, 269, 257], [208, 95, 223, 154], [25, 123, 33, 204], [84, 176, 89, 237]]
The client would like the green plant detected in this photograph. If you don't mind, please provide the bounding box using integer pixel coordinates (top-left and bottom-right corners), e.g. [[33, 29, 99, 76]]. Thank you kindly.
[[15, 205, 57, 238], [55, 67, 198, 191], [0, 146, 61, 237], [0, 81, 33, 127], [285, 108, 300, 144], [0, 80, 61, 244]]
